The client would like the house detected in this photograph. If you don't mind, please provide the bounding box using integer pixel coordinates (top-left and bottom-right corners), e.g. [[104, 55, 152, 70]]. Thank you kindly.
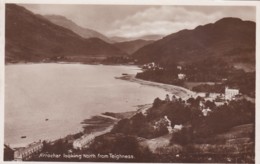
[[142, 62, 154, 70], [202, 107, 212, 116], [177, 66, 182, 70], [73, 133, 95, 150], [14, 141, 43, 161], [225, 87, 239, 100], [143, 62, 164, 71], [173, 124, 183, 131], [73, 127, 112, 150], [178, 73, 186, 80]]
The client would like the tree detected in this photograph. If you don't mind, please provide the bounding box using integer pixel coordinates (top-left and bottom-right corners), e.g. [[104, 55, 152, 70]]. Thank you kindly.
[[153, 97, 164, 108]]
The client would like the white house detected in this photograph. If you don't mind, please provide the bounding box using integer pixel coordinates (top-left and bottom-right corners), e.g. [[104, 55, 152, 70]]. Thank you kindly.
[[73, 127, 112, 150], [178, 73, 186, 80], [14, 141, 43, 161], [225, 87, 239, 100], [177, 66, 182, 70], [202, 107, 212, 116], [173, 124, 183, 131], [73, 133, 95, 150]]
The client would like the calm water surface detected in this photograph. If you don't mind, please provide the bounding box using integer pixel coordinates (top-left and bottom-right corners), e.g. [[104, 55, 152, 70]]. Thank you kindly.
[[5, 64, 168, 147]]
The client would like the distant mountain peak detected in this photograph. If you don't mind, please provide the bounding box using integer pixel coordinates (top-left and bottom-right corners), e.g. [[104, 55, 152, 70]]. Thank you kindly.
[[217, 17, 242, 22], [111, 34, 164, 43], [215, 17, 255, 26], [44, 14, 113, 43], [113, 39, 154, 55]]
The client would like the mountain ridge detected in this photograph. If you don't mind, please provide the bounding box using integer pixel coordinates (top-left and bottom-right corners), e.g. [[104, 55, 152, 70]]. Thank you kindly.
[[44, 14, 113, 43], [132, 17, 255, 68], [113, 39, 154, 55], [5, 4, 126, 63]]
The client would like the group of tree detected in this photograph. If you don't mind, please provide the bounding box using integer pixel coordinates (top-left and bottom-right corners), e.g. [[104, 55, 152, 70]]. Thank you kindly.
[[111, 96, 255, 145], [136, 69, 184, 86], [136, 57, 255, 98], [102, 56, 134, 64], [170, 98, 255, 145], [192, 70, 255, 98]]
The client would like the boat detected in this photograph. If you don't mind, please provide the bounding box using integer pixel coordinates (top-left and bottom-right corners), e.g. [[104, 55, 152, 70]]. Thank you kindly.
[[45, 118, 49, 121], [21, 136, 26, 139]]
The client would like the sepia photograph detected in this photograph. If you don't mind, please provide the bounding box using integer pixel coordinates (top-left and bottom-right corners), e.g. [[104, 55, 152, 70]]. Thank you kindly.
[[1, 0, 259, 163]]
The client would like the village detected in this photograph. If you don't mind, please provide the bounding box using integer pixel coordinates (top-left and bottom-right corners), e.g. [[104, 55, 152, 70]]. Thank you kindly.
[[139, 85, 242, 136]]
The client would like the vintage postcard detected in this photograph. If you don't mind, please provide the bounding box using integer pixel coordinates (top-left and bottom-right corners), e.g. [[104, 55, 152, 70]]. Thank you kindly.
[[1, 0, 259, 163]]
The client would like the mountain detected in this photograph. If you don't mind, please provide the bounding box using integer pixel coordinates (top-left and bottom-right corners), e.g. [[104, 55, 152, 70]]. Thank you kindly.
[[113, 39, 154, 55], [5, 4, 126, 63], [111, 34, 164, 43], [133, 18, 255, 67], [138, 34, 164, 41], [110, 36, 132, 43], [44, 15, 113, 43]]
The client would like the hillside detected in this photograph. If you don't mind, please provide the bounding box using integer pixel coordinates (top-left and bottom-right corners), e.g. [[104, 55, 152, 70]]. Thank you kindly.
[[44, 15, 113, 43], [5, 4, 126, 63], [133, 18, 255, 68], [108, 98, 255, 162], [113, 39, 154, 55]]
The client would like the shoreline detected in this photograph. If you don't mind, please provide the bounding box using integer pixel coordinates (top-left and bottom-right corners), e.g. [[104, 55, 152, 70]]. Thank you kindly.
[[9, 106, 144, 149], [5, 61, 140, 67], [117, 74, 197, 100]]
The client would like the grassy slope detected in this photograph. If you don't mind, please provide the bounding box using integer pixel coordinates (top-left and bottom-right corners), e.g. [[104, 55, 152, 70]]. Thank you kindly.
[[152, 124, 254, 154]]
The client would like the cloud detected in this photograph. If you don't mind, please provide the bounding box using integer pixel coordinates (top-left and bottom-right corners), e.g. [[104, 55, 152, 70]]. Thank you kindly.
[[21, 4, 154, 34], [21, 4, 255, 38], [108, 21, 199, 38], [107, 6, 255, 37]]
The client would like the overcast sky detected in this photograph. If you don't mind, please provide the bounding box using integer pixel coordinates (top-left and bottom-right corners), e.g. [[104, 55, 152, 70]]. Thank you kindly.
[[20, 4, 256, 38]]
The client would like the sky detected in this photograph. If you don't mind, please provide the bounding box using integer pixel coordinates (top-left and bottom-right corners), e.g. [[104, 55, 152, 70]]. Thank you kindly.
[[20, 4, 256, 38]]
